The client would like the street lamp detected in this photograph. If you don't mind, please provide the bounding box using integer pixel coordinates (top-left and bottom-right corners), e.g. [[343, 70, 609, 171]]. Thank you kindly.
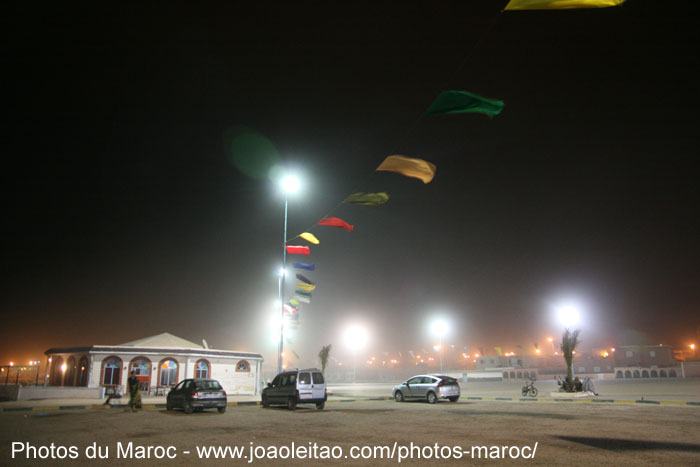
[[277, 174, 300, 374], [430, 319, 449, 373], [344, 325, 368, 384], [556, 304, 581, 328]]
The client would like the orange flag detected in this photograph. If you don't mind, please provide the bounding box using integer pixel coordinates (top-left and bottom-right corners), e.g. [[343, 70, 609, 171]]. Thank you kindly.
[[376, 155, 436, 184]]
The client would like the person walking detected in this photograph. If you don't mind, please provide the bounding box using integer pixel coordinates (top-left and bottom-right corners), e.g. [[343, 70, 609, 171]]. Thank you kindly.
[[127, 371, 141, 412]]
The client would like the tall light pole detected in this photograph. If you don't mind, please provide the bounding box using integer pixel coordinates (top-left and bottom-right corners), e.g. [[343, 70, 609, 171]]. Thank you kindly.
[[344, 325, 368, 384], [277, 175, 300, 374], [431, 319, 449, 373]]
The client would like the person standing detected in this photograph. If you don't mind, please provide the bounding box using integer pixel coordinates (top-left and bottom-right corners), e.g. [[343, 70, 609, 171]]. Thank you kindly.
[[127, 371, 141, 412]]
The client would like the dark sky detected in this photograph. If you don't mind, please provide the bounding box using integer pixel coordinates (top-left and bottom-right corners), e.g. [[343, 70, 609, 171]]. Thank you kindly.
[[3, 1, 699, 367]]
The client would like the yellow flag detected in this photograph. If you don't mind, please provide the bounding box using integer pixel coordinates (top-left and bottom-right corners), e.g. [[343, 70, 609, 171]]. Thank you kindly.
[[299, 232, 319, 245], [376, 155, 436, 184], [494, 346, 503, 356], [296, 282, 316, 292], [505, 0, 625, 9]]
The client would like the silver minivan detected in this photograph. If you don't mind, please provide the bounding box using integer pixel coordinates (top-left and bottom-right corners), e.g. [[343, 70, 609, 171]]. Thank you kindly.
[[393, 374, 460, 403], [262, 368, 327, 410]]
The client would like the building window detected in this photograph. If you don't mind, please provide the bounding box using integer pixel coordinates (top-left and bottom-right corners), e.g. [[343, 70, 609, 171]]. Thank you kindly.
[[649, 351, 656, 358], [195, 360, 210, 379], [159, 359, 178, 387], [102, 357, 122, 386], [625, 351, 633, 358], [129, 357, 151, 385], [236, 360, 250, 372]]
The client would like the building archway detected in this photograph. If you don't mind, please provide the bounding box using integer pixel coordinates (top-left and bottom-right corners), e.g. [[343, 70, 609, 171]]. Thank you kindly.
[[633, 370, 640, 378], [101, 356, 122, 387], [195, 359, 210, 379], [65, 356, 76, 386], [650, 370, 658, 378], [503, 372, 509, 379], [78, 356, 89, 386], [669, 369, 677, 378], [51, 357, 64, 386], [616, 371, 623, 378], [659, 370, 667, 378], [642, 370, 649, 378], [236, 360, 250, 372], [129, 357, 151, 386], [624, 370, 632, 378], [158, 358, 179, 387]]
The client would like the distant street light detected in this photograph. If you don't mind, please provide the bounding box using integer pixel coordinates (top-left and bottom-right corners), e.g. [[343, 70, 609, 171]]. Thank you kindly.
[[277, 173, 301, 374], [344, 325, 368, 384], [430, 319, 449, 373]]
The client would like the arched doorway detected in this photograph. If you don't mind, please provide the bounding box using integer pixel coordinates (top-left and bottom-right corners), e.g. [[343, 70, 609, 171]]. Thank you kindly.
[[101, 357, 122, 387], [158, 359, 179, 387], [65, 357, 76, 386], [51, 356, 64, 386], [77, 356, 89, 386]]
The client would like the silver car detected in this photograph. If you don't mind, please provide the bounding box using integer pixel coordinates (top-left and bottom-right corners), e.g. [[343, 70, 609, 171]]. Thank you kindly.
[[393, 374, 460, 403]]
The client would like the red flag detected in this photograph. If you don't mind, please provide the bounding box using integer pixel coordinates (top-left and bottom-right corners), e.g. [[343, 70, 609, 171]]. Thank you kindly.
[[286, 245, 310, 255], [317, 217, 354, 231]]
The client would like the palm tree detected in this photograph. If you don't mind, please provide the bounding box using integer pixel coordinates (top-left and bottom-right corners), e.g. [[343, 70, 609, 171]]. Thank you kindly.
[[560, 329, 581, 385], [318, 344, 332, 373]]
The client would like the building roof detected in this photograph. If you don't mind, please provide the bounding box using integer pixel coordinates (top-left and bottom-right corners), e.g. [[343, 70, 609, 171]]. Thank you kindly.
[[45, 332, 263, 360], [120, 332, 203, 349]]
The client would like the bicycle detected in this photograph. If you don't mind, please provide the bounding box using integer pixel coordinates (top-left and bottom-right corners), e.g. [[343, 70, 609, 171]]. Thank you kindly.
[[521, 378, 538, 397]]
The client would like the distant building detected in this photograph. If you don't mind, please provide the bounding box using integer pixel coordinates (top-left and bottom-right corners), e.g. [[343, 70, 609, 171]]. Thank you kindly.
[[613, 344, 679, 379], [44, 332, 264, 395]]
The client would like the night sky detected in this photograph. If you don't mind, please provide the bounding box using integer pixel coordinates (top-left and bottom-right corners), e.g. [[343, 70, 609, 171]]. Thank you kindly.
[[3, 1, 699, 367]]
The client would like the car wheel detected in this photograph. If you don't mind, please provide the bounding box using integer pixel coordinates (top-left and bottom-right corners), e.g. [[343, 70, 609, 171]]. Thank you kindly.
[[394, 391, 404, 402], [316, 401, 325, 410], [184, 401, 193, 414], [427, 392, 438, 404], [287, 397, 297, 411], [217, 406, 226, 414], [448, 396, 459, 402], [262, 396, 269, 408]]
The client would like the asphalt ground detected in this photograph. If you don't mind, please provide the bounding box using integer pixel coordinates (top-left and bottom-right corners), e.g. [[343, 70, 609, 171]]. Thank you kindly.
[[1, 398, 699, 466]]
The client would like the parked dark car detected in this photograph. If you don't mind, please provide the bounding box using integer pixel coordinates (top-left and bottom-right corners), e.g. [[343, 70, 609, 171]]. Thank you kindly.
[[393, 374, 460, 403], [262, 368, 326, 410], [166, 379, 227, 414]]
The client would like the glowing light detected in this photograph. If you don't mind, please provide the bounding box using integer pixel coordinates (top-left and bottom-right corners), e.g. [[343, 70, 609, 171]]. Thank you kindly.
[[691, 344, 696, 350], [281, 175, 300, 194], [535, 349, 541, 354], [430, 319, 449, 338], [611, 348, 616, 352], [475, 354, 480, 358], [556, 303, 581, 328], [9, 362, 13, 367], [433, 345, 441, 351], [602, 351, 609, 358], [60, 363, 67, 372], [343, 325, 369, 351], [547, 337, 553, 343]]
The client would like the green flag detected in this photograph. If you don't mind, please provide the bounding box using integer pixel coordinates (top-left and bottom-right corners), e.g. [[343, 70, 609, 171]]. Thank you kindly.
[[343, 192, 389, 206], [426, 90, 504, 118], [296, 289, 313, 297]]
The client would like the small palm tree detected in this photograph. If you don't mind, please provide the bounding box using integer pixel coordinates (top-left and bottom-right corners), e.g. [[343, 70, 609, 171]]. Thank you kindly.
[[560, 329, 581, 385], [318, 344, 332, 373]]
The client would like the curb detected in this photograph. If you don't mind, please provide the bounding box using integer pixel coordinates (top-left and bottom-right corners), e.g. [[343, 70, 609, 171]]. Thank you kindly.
[[2, 396, 698, 412]]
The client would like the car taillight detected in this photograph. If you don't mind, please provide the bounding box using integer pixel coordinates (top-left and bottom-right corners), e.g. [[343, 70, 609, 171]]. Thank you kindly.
[[222, 390, 226, 396], [191, 391, 198, 396], [437, 380, 443, 387]]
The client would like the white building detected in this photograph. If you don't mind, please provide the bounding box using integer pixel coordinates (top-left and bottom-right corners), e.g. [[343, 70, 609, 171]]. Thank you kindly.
[[44, 332, 263, 395]]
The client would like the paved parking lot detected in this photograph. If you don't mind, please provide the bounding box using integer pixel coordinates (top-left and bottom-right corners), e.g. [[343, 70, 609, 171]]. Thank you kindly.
[[2, 398, 699, 466]]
